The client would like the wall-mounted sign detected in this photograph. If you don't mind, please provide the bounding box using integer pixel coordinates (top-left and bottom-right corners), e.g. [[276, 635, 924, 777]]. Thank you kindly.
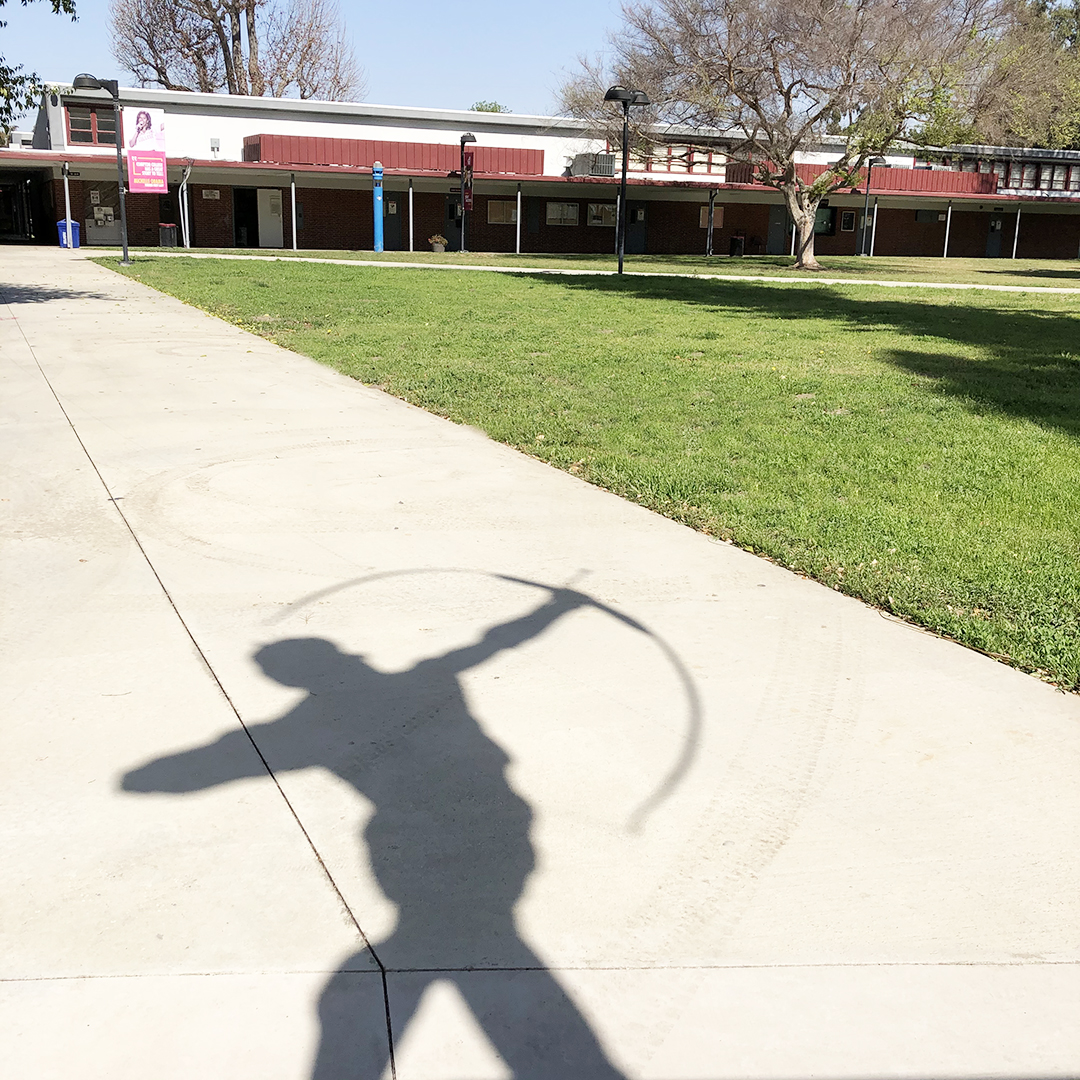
[[202, 189, 220, 200], [122, 107, 167, 194], [89, 190, 100, 205]]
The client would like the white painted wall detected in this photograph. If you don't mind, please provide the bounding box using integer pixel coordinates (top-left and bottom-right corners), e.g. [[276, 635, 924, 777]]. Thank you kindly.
[[47, 92, 606, 178]]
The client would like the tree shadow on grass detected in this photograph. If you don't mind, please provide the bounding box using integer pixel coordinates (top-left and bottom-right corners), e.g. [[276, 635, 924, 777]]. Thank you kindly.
[[975, 265, 1080, 283], [539, 272, 1080, 439]]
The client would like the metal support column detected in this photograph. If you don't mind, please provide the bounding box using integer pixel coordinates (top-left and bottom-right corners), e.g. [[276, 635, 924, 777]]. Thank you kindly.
[[290, 173, 297, 251]]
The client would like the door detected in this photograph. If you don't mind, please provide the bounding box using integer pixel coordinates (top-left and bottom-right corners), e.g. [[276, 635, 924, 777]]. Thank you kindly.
[[444, 195, 462, 251], [986, 216, 1003, 258], [384, 192, 402, 250], [766, 204, 789, 254], [626, 202, 647, 254], [257, 188, 284, 248], [234, 188, 259, 247]]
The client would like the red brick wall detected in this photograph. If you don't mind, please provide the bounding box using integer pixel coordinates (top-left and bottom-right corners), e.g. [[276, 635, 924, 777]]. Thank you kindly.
[[287, 186, 370, 249], [189, 184, 233, 247], [124, 191, 161, 246], [706, 202, 773, 256], [1015, 212, 1080, 259]]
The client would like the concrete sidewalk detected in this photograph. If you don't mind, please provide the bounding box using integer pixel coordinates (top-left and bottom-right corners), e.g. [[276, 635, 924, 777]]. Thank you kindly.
[[2, 246, 1078, 1079]]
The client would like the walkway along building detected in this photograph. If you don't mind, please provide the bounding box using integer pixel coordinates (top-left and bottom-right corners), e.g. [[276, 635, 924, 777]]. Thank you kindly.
[[3, 84, 1080, 259]]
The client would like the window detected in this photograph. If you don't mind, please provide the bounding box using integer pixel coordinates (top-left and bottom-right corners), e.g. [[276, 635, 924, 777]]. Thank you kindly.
[[813, 207, 836, 235], [588, 202, 617, 226], [699, 205, 725, 228], [487, 200, 517, 224], [545, 202, 579, 226], [840, 210, 856, 232], [1069, 167, 1080, 191], [1007, 162, 1023, 188], [1022, 164, 1037, 189], [66, 105, 116, 145], [1051, 165, 1068, 190]]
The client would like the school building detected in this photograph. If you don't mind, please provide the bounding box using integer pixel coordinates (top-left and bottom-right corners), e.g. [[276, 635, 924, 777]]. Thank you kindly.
[[3, 83, 1080, 259]]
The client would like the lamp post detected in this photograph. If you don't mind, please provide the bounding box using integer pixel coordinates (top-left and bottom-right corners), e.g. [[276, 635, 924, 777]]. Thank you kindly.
[[459, 132, 476, 252], [604, 85, 650, 275], [859, 156, 886, 256], [72, 74, 130, 265]]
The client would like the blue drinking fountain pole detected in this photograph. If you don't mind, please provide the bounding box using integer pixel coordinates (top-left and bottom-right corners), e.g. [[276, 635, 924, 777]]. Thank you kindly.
[[372, 160, 384, 253]]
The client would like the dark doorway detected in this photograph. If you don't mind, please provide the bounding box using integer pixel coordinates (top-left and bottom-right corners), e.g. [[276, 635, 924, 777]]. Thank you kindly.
[[986, 216, 1004, 258], [766, 204, 789, 255], [444, 194, 462, 251], [384, 191, 403, 250], [626, 201, 647, 254], [0, 171, 48, 243], [233, 187, 259, 248]]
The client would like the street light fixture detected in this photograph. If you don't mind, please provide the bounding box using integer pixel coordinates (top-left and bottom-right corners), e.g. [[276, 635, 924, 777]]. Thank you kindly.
[[859, 156, 886, 256], [72, 73, 130, 265], [459, 132, 476, 252], [604, 85, 651, 275]]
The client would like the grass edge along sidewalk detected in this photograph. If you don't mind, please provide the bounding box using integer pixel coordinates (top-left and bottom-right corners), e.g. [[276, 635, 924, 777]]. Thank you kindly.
[[98, 255, 1080, 691], [91, 248, 1080, 293]]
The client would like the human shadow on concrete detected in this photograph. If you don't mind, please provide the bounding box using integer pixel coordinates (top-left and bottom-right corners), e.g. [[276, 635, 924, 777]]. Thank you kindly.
[[123, 587, 628, 1079], [538, 272, 1080, 439]]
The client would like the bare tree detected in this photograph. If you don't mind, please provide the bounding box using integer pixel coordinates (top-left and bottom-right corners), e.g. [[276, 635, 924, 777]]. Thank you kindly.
[[109, 0, 364, 101], [110, 0, 224, 92], [262, 0, 363, 100], [561, 0, 1005, 269]]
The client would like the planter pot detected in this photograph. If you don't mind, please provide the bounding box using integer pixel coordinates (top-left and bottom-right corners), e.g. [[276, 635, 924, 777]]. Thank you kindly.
[[431, 243, 445, 253]]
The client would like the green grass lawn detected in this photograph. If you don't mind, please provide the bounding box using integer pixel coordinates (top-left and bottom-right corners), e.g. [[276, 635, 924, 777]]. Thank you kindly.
[[107, 247, 1080, 290], [99, 255, 1080, 689]]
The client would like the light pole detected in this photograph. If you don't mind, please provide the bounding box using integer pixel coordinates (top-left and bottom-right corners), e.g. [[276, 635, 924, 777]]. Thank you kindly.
[[459, 132, 476, 252], [859, 156, 885, 256], [72, 74, 130, 265], [604, 85, 650, 275]]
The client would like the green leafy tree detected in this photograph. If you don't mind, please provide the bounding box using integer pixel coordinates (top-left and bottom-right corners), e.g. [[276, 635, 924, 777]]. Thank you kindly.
[[966, 0, 1080, 148], [470, 100, 511, 113], [0, 0, 76, 136]]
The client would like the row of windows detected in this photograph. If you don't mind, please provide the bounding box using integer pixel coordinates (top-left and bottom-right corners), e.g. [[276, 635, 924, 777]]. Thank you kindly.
[[932, 157, 1080, 191], [487, 201, 619, 226], [490, 201, 732, 229], [629, 144, 726, 174]]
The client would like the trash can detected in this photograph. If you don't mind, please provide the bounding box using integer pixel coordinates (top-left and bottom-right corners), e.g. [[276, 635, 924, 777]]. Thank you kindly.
[[728, 235, 745, 257], [57, 220, 80, 248], [159, 223, 179, 247]]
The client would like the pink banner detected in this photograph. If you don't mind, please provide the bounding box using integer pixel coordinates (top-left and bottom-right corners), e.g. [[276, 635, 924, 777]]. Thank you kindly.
[[123, 107, 168, 193]]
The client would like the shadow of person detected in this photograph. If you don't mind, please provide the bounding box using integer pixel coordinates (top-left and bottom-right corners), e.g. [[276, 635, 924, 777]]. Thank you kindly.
[[123, 587, 627, 1079]]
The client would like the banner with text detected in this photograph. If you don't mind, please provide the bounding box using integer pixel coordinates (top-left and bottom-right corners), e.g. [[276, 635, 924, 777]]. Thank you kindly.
[[463, 150, 474, 211], [123, 107, 168, 194]]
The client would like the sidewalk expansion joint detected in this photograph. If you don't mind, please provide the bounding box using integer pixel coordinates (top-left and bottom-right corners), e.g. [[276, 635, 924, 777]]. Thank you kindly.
[[1, 279, 399, 1077]]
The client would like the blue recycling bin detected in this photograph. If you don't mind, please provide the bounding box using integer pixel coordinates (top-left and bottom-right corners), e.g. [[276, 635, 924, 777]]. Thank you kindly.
[[57, 220, 80, 248]]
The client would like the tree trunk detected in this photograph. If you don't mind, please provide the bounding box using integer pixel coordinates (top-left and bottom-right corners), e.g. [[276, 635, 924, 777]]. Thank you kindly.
[[781, 183, 823, 270], [245, 0, 264, 96], [228, 4, 249, 95]]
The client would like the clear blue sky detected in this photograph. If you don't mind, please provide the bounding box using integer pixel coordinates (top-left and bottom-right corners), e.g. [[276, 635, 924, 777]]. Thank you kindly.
[[2, 0, 619, 120]]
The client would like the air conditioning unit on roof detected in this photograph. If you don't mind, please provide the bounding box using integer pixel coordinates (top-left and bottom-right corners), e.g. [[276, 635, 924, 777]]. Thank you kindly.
[[570, 152, 617, 177]]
